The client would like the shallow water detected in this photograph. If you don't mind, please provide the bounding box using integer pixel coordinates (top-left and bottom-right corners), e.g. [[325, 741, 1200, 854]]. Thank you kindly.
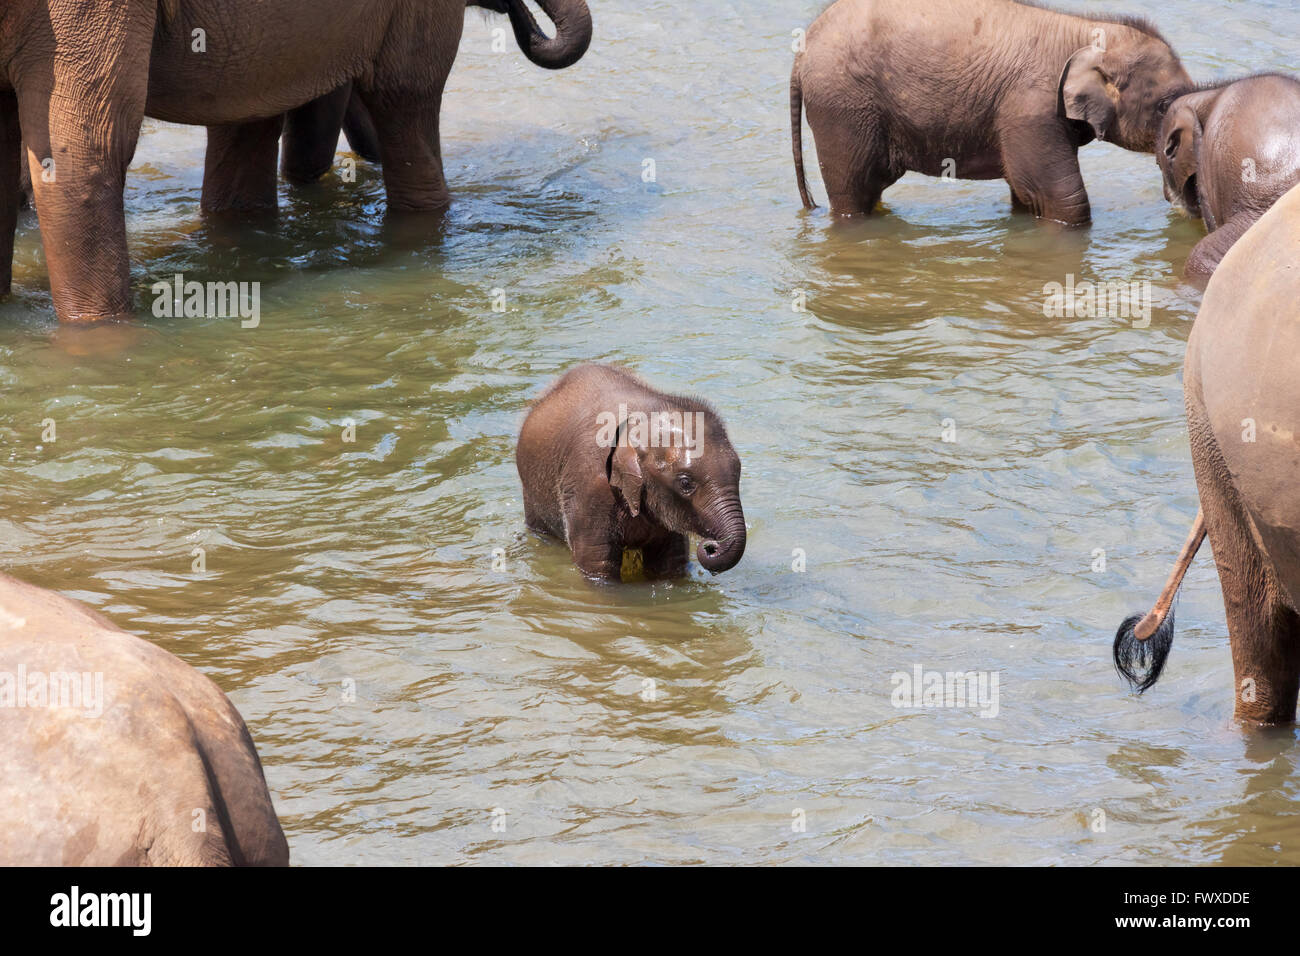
[[3, 0, 1299, 865]]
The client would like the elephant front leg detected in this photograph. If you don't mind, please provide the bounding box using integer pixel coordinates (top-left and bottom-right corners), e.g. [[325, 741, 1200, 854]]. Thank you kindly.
[[999, 124, 1091, 226], [14, 2, 155, 323], [359, 92, 450, 212], [0, 91, 20, 298], [565, 510, 623, 581], [1184, 213, 1256, 279], [202, 116, 285, 216], [281, 87, 351, 185], [642, 534, 690, 580]]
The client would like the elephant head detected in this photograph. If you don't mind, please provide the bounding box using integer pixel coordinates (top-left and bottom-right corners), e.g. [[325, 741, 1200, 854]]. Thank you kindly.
[[609, 412, 746, 574], [1156, 90, 1221, 224], [1057, 26, 1192, 152], [475, 0, 592, 70]]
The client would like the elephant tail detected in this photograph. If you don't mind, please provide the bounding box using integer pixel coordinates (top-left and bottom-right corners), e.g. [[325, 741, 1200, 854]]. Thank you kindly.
[[791, 62, 816, 210], [1113, 509, 1207, 693]]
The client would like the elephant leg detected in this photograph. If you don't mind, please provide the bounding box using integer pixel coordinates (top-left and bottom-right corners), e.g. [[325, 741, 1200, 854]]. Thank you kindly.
[[14, 3, 154, 323], [563, 505, 622, 580], [342, 92, 382, 165], [281, 87, 351, 185], [1190, 413, 1300, 724], [202, 116, 284, 215], [805, 107, 896, 216], [1185, 213, 1256, 279], [361, 12, 462, 214], [1009, 185, 1032, 215], [0, 91, 20, 297], [359, 92, 450, 212], [642, 533, 689, 580], [999, 124, 1091, 226]]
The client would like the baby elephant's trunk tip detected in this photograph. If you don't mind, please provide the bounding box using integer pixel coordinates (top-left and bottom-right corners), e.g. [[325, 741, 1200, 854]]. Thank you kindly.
[[697, 531, 745, 574]]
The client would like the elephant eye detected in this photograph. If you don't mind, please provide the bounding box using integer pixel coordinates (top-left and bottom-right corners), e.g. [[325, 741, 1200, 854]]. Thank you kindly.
[[1164, 134, 1179, 158], [675, 474, 695, 495]]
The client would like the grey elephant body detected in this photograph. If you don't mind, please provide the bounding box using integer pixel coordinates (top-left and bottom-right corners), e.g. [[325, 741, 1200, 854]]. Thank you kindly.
[[1158, 74, 1300, 277], [790, 0, 1191, 223], [516, 364, 746, 582], [205, 0, 587, 213], [1115, 183, 1300, 724], [0, 572, 287, 864], [0, 0, 590, 321]]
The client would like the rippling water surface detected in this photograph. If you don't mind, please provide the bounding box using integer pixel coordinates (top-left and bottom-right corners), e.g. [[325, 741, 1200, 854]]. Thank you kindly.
[[3, 0, 1299, 865]]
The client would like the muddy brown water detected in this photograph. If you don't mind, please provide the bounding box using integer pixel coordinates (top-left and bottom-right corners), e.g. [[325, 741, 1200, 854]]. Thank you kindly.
[[2, 1, 1299, 864]]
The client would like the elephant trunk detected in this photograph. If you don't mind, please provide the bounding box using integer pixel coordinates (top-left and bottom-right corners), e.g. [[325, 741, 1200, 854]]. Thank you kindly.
[[505, 0, 592, 70], [696, 498, 746, 574]]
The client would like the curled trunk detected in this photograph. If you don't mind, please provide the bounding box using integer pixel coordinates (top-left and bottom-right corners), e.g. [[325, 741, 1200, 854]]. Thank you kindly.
[[696, 499, 746, 574], [505, 0, 592, 70]]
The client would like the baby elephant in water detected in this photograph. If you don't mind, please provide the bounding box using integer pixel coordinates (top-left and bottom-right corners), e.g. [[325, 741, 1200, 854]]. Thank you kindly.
[[790, 0, 1191, 223], [1157, 74, 1300, 277], [516, 364, 746, 581], [0, 572, 288, 865]]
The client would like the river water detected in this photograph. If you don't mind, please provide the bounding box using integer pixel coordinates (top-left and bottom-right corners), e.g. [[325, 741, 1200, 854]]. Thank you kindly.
[[2, 0, 1298, 865]]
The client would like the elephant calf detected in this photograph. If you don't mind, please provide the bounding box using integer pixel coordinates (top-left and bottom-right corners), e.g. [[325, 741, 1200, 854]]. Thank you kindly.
[[0, 572, 288, 864], [1157, 73, 1300, 278], [1114, 182, 1300, 725], [790, 0, 1191, 223], [516, 364, 746, 582]]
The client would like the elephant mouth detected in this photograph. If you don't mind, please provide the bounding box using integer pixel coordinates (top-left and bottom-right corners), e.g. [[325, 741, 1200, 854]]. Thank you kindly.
[[1179, 175, 1201, 218]]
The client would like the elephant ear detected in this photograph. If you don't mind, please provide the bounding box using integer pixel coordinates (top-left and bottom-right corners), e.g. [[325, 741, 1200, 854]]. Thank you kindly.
[[609, 432, 645, 517], [1058, 46, 1117, 142]]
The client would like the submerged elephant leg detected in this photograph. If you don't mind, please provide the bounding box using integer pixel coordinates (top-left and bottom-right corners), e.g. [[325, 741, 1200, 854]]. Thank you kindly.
[[1189, 415, 1300, 724], [805, 107, 896, 216], [281, 87, 351, 185], [202, 116, 284, 215], [999, 124, 1091, 226], [14, 5, 153, 323], [1185, 213, 1256, 279], [0, 91, 20, 297], [361, 94, 450, 212], [342, 91, 382, 165], [641, 533, 690, 580]]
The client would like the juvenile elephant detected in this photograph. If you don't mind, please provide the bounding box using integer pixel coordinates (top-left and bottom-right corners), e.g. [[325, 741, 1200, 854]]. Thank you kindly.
[[790, 0, 1192, 223], [0, 0, 591, 321], [1157, 74, 1300, 278], [1114, 182, 1300, 725], [0, 572, 288, 864], [516, 364, 746, 582]]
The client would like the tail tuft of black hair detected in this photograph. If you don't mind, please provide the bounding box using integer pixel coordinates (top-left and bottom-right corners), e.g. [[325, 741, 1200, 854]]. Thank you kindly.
[[1113, 607, 1175, 694]]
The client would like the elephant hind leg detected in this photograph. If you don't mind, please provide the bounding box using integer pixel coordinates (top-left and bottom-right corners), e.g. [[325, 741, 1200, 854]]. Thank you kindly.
[[804, 105, 898, 216], [0, 91, 20, 297], [1190, 414, 1300, 724]]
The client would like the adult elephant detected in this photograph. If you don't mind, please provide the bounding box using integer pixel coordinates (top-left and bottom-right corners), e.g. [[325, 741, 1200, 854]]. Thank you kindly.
[[0, 572, 288, 864], [1114, 182, 1300, 725], [210, 0, 589, 209], [1157, 73, 1300, 278], [0, 0, 592, 322], [790, 0, 1193, 222]]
